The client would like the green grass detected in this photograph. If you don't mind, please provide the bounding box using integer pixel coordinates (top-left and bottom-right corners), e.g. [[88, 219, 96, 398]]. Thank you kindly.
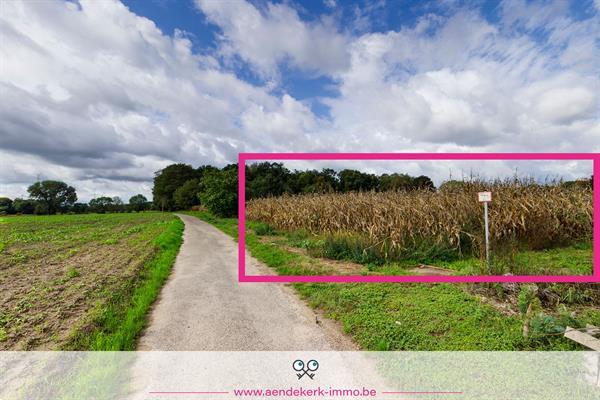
[[433, 242, 593, 276], [274, 227, 592, 276], [186, 211, 594, 351]]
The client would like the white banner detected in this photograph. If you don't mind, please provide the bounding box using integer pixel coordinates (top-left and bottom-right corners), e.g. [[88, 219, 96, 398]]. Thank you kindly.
[[1, 351, 599, 400]]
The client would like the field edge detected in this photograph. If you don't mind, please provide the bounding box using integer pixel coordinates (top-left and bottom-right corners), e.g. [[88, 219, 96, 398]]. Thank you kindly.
[[63, 215, 185, 350]]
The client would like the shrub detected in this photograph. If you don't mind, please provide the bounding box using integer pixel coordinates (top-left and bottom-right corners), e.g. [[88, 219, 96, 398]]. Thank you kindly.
[[34, 202, 49, 215], [199, 168, 238, 217], [253, 222, 276, 236], [12, 199, 36, 214], [0, 197, 13, 215]]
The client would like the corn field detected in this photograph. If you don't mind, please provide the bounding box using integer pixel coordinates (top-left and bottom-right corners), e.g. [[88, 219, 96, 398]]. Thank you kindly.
[[246, 180, 593, 260]]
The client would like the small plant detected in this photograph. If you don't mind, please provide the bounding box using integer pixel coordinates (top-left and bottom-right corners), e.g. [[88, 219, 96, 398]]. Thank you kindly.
[[65, 267, 80, 279], [366, 263, 377, 271], [529, 314, 563, 337], [561, 286, 593, 304], [253, 222, 276, 236], [518, 285, 538, 315], [528, 310, 579, 342]]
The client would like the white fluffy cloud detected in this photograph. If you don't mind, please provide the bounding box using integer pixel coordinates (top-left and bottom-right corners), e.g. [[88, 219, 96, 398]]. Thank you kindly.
[[194, 0, 350, 78], [0, 0, 598, 201], [321, 7, 600, 152]]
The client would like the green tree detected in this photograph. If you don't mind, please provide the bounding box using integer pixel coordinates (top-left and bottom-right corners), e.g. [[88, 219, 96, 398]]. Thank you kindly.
[[12, 198, 36, 214], [0, 197, 13, 214], [199, 168, 238, 217], [378, 173, 414, 191], [128, 194, 149, 212], [289, 169, 338, 194], [197, 165, 219, 180], [27, 180, 77, 214], [110, 196, 125, 213], [70, 203, 89, 213], [34, 202, 49, 215], [338, 169, 378, 192], [246, 162, 291, 199], [89, 196, 114, 213], [413, 175, 435, 190], [173, 179, 200, 210], [152, 164, 198, 211]]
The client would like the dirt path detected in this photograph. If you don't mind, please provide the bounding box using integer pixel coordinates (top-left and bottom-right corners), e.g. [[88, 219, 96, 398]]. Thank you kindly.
[[137, 214, 355, 350]]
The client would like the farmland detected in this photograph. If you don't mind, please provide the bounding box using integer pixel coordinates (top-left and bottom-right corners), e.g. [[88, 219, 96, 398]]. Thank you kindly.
[[0, 213, 183, 350], [247, 181, 593, 275]]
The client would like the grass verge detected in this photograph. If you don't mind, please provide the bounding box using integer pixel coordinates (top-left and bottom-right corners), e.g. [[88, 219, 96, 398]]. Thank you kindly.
[[280, 229, 592, 276]]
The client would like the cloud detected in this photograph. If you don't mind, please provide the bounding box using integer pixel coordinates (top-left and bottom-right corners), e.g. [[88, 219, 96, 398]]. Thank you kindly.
[[0, 0, 598, 201], [0, 0, 317, 200], [324, 0, 337, 9], [319, 6, 600, 151], [194, 0, 350, 78]]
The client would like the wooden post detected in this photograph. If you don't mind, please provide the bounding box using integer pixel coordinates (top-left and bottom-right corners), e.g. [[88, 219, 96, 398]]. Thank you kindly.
[[564, 326, 600, 351]]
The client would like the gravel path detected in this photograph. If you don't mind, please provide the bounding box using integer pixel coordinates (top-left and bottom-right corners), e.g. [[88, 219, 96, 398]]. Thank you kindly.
[[137, 214, 355, 350]]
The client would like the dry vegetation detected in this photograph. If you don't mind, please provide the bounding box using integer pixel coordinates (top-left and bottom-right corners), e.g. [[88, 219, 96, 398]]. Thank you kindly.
[[247, 180, 593, 269]]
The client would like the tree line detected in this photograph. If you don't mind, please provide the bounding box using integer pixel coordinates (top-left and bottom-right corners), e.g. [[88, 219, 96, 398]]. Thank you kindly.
[[1, 163, 591, 218], [151, 162, 436, 218], [0, 180, 152, 215]]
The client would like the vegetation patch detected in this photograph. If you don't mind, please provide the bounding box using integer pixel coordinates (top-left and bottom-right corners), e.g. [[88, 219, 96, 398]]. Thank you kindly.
[[247, 179, 593, 275]]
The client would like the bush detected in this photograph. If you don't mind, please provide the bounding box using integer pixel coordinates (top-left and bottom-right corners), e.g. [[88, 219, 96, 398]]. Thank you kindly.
[[199, 168, 238, 217], [253, 222, 276, 236], [13, 199, 36, 214], [0, 197, 13, 214]]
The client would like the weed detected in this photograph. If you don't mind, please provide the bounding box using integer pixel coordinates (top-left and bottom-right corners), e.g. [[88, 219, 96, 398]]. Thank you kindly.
[[253, 222, 276, 236], [65, 267, 80, 280], [518, 285, 538, 314]]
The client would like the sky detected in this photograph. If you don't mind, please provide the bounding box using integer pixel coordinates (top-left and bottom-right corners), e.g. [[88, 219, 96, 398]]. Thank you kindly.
[[0, 0, 598, 202], [263, 159, 593, 186]]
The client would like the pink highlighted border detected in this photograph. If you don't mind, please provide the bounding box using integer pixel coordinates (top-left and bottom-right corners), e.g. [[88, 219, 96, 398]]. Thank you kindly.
[[238, 153, 600, 283]]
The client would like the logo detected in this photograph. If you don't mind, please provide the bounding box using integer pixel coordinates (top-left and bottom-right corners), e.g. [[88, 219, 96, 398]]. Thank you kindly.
[[293, 359, 319, 380]]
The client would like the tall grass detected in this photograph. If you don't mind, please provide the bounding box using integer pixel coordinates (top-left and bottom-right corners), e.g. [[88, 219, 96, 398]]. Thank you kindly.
[[247, 179, 592, 264]]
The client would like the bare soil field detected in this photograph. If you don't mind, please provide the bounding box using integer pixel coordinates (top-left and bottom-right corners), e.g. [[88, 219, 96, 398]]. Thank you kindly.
[[0, 213, 179, 350]]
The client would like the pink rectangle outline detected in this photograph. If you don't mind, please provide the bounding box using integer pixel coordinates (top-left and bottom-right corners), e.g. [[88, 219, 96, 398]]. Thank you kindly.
[[238, 153, 600, 283]]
